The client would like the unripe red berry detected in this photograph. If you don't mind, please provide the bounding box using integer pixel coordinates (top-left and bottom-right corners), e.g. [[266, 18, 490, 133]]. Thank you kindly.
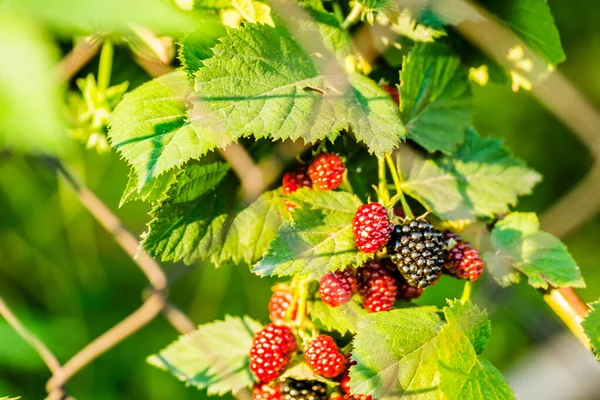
[[250, 324, 297, 383], [445, 241, 484, 281], [352, 203, 393, 253], [319, 267, 357, 307], [304, 335, 346, 378], [253, 382, 282, 400], [269, 286, 297, 323], [308, 153, 345, 191], [357, 260, 397, 312]]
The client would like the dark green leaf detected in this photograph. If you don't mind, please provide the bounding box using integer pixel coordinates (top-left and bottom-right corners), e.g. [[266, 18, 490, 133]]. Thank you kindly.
[[400, 43, 472, 154], [484, 212, 585, 289], [192, 21, 404, 156], [142, 161, 237, 264], [147, 315, 262, 395], [582, 300, 600, 361], [400, 128, 541, 221], [120, 167, 182, 206], [109, 71, 223, 185], [480, 0, 565, 65]]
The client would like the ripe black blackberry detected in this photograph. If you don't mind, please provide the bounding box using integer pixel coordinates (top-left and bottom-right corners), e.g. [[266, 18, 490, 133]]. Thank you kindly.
[[387, 219, 444, 288], [280, 378, 327, 400]]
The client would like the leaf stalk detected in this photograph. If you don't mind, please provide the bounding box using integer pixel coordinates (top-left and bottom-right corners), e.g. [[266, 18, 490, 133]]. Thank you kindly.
[[384, 152, 413, 218]]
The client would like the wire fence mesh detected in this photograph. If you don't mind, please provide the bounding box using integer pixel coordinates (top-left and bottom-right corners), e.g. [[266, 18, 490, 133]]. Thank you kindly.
[[1, 1, 600, 399]]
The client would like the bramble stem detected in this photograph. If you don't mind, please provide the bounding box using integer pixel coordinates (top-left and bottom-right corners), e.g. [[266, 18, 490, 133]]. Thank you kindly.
[[543, 287, 590, 349], [294, 279, 309, 327], [97, 39, 114, 93], [384, 152, 413, 218], [377, 156, 390, 204], [341, 2, 364, 30], [460, 281, 472, 303], [286, 276, 301, 321]]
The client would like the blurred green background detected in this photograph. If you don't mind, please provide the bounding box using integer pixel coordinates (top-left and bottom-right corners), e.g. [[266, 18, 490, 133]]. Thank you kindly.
[[2, 0, 600, 399]]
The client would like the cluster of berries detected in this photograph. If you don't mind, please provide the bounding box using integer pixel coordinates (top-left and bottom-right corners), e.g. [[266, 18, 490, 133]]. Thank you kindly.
[[282, 152, 346, 211], [351, 201, 484, 290], [250, 315, 369, 399]]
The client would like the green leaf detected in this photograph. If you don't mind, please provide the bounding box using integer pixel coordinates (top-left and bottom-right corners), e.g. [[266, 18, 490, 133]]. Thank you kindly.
[[401, 128, 541, 221], [109, 71, 220, 185], [484, 212, 585, 289], [437, 300, 515, 400], [0, 14, 66, 155], [120, 167, 182, 206], [192, 21, 405, 156], [147, 315, 262, 395], [400, 43, 472, 154], [232, 0, 274, 25], [281, 361, 338, 386], [442, 300, 490, 356], [582, 300, 600, 361], [252, 191, 370, 278], [179, 22, 228, 78], [311, 298, 368, 335], [480, 0, 565, 65], [7, 0, 195, 35], [216, 190, 288, 265], [350, 307, 442, 399], [142, 161, 237, 264]]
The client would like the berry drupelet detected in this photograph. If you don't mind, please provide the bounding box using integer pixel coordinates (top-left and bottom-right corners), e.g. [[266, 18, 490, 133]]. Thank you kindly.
[[444, 241, 484, 281], [387, 219, 444, 288], [253, 382, 283, 400]]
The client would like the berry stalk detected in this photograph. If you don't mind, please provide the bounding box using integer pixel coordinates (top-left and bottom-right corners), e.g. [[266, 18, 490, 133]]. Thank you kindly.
[[384, 153, 413, 219], [460, 281, 472, 303], [377, 156, 390, 204]]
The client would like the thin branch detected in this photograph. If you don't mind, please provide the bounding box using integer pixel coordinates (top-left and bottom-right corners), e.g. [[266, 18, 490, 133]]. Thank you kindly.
[[42, 157, 167, 291], [0, 294, 62, 373], [543, 288, 590, 348], [46, 293, 165, 392], [57, 36, 102, 82]]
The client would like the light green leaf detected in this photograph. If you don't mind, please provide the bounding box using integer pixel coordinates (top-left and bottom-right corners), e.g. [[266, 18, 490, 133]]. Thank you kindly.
[[400, 43, 471, 154], [401, 128, 541, 221], [442, 300, 490, 356], [216, 190, 288, 265], [311, 299, 368, 335], [192, 21, 404, 156], [582, 300, 600, 361], [0, 14, 65, 155], [148, 315, 262, 395], [484, 212, 585, 289], [7, 0, 195, 35], [142, 161, 236, 264], [480, 0, 565, 65], [437, 300, 515, 400], [232, 0, 274, 25], [109, 71, 220, 185], [281, 361, 338, 386], [252, 191, 370, 278], [179, 23, 228, 78], [350, 307, 443, 400]]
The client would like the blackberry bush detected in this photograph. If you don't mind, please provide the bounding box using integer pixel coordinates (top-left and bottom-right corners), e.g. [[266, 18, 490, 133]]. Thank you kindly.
[[39, 1, 591, 399]]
